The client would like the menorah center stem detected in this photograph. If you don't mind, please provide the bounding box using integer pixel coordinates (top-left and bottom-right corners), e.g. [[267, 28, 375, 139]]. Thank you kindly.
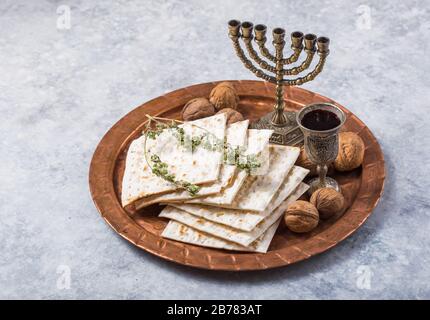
[[275, 82, 284, 108], [272, 40, 287, 127], [269, 39, 287, 127]]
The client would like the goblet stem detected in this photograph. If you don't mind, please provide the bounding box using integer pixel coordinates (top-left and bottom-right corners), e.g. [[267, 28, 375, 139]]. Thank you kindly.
[[317, 164, 328, 187]]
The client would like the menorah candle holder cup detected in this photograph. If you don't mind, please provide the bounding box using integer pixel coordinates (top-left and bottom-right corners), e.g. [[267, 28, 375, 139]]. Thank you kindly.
[[228, 19, 330, 145], [254, 24, 267, 41], [272, 27, 286, 44], [291, 31, 304, 49]]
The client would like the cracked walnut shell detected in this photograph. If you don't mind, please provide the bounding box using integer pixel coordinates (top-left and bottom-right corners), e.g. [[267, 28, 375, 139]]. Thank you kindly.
[[310, 188, 345, 219], [284, 200, 319, 233], [181, 97, 216, 121], [334, 132, 365, 171], [209, 82, 239, 111]]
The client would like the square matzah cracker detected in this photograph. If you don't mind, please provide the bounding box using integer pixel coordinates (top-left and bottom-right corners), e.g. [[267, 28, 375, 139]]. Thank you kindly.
[[199, 145, 300, 212], [185, 129, 273, 206], [159, 182, 309, 246], [169, 166, 309, 231], [161, 218, 281, 253], [134, 120, 249, 209], [121, 113, 226, 206]]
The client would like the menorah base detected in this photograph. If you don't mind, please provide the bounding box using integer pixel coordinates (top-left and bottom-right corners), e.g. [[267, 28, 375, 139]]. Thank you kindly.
[[249, 111, 304, 145]]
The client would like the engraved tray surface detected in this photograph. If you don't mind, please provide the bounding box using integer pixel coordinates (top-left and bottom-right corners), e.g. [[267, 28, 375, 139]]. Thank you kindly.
[[89, 80, 385, 271]]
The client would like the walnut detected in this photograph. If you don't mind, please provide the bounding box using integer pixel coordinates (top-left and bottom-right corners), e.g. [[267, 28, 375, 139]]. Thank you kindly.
[[284, 200, 319, 233], [209, 82, 239, 111], [296, 146, 334, 176], [334, 132, 365, 171], [310, 188, 345, 219], [296, 146, 317, 176], [216, 108, 244, 125], [181, 97, 216, 121]]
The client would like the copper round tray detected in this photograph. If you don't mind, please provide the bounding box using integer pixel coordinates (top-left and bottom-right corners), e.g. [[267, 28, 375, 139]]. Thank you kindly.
[[89, 80, 385, 271]]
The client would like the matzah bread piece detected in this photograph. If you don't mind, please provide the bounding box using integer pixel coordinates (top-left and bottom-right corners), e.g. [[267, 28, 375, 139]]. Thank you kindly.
[[186, 129, 273, 206], [121, 113, 227, 206], [134, 120, 249, 209], [159, 182, 309, 246], [224, 145, 300, 211], [161, 218, 282, 253], [190, 145, 300, 211], [169, 166, 309, 231]]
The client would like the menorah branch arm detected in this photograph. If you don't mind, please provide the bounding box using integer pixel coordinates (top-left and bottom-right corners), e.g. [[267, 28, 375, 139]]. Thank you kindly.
[[280, 47, 302, 65], [230, 37, 276, 83], [282, 53, 328, 86], [243, 38, 277, 73], [255, 39, 277, 63], [281, 50, 315, 76], [279, 31, 305, 64]]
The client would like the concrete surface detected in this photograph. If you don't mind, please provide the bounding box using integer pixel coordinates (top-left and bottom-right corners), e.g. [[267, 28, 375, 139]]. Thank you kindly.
[[1, 0, 429, 299]]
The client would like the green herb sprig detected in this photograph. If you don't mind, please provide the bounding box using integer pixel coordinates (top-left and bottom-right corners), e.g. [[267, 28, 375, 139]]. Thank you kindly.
[[150, 154, 200, 196]]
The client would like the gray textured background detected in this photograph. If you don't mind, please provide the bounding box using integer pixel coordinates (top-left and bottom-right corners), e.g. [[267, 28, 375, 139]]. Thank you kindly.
[[1, 0, 429, 299]]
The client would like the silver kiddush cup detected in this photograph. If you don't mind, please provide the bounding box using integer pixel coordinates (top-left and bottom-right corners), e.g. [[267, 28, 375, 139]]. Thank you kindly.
[[297, 102, 346, 195]]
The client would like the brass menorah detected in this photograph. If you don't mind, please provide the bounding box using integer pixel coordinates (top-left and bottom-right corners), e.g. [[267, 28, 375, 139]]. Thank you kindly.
[[228, 20, 330, 145]]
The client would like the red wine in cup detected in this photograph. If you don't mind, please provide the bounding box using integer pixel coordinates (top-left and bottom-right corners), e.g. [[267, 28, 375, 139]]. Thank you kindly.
[[301, 109, 341, 131]]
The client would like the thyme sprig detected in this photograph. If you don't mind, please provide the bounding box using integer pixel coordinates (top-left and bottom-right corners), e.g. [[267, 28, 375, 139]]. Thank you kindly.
[[150, 154, 200, 196], [142, 114, 262, 196]]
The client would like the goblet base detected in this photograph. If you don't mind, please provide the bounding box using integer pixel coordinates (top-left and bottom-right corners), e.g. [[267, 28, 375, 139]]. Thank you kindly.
[[307, 176, 340, 196]]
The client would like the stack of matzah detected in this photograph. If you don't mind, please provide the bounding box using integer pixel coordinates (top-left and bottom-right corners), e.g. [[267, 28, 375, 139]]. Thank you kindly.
[[122, 114, 309, 253]]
